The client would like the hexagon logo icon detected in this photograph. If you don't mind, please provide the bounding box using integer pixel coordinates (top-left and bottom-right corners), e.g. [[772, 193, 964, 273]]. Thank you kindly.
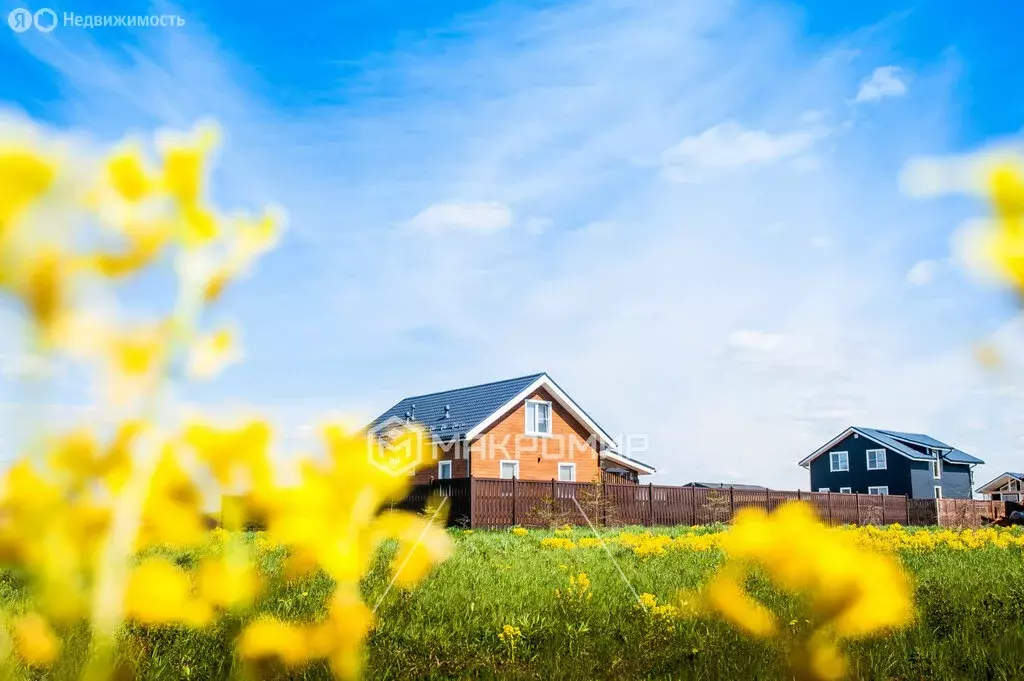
[[367, 416, 426, 477]]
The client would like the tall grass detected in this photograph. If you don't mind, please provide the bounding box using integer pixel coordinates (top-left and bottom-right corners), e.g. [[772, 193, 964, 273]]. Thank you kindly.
[[5, 526, 1024, 680]]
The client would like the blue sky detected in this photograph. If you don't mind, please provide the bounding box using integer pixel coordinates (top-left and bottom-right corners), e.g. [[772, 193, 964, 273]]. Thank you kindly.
[[1, 0, 1023, 488]]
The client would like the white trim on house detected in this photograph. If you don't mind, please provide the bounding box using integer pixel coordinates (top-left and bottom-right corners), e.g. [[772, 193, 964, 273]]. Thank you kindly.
[[558, 462, 576, 482], [524, 399, 553, 437], [868, 486, 889, 495], [866, 448, 887, 470], [465, 374, 618, 449], [437, 460, 452, 480], [818, 487, 830, 492], [499, 460, 520, 479], [829, 451, 849, 472], [601, 450, 657, 475], [931, 458, 942, 479], [976, 473, 1024, 495], [934, 485, 942, 499], [840, 487, 852, 493]]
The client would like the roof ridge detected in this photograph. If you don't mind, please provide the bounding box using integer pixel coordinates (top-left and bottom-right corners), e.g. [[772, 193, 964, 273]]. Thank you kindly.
[[396, 372, 547, 401]]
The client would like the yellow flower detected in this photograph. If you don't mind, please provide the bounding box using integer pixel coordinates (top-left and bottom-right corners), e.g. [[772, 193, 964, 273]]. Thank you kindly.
[[704, 570, 776, 637], [238, 617, 308, 667], [124, 558, 210, 626], [197, 557, 258, 610], [0, 149, 55, 240], [11, 613, 60, 666], [106, 147, 153, 203], [511, 527, 528, 536], [540, 537, 576, 550]]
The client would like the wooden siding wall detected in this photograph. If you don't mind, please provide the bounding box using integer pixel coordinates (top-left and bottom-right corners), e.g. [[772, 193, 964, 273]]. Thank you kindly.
[[389, 479, 1018, 529]]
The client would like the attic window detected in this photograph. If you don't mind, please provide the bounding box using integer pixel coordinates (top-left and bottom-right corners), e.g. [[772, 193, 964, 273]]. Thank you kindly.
[[525, 399, 552, 436]]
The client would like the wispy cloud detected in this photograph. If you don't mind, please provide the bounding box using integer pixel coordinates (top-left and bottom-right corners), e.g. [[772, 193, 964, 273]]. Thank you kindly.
[[405, 201, 513, 233], [856, 66, 908, 103], [2, 0, 1015, 490], [661, 121, 830, 182]]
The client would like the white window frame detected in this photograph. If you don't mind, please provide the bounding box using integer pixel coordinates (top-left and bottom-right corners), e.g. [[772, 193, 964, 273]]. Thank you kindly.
[[818, 487, 830, 493], [868, 486, 889, 495], [934, 485, 942, 499], [558, 462, 576, 482], [839, 487, 852, 494], [865, 449, 887, 471], [499, 460, 520, 480], [437, 460, 452, 480], [524, 399, 553, 437], [829, 451, 849, 472], [931, 458, 942, 479], [1012, 480, 1021, 492]]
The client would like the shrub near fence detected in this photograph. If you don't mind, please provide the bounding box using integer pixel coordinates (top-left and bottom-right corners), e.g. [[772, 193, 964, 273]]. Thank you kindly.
[[387, 479, 1020, 529]]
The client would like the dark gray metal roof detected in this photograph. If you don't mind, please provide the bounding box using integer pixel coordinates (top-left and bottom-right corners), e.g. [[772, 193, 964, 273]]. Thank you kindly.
[[853, 427, 984, 465], [367, 372, 546, 441], [684, 482, 768, 491]]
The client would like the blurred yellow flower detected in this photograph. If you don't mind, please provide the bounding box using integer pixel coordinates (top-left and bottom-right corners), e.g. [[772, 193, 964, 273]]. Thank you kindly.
[[238, 616, 308, 667], [0, 149, 55, 239], [124, 558, 210, 626], [11, 613, 60, 666]]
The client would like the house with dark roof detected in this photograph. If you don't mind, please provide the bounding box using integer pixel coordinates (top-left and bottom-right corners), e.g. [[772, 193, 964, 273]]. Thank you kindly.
[[976, 472, 1024, 502], [367, 372, 656, 484], [798, 427, 984, 499], [683, 482, 768, 491]]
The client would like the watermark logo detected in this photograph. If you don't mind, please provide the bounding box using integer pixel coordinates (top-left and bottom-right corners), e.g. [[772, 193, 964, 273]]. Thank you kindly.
[[8, 8, 31, 32], [7, 8, 187, 31], [33, 8, 56, 32], [367, 416, 426, 478]]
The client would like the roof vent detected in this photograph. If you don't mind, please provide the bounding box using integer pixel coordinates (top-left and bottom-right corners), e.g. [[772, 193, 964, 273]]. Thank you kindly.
[[410, 403, 416, 420], [443, 405, 450, 419]]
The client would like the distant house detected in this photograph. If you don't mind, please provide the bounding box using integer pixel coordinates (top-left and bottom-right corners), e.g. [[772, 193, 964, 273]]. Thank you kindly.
[[976, 472, 1024, 502], [797, 427, 983, 499], [683, 482, 768, 491], [367, 372, 656, 484]]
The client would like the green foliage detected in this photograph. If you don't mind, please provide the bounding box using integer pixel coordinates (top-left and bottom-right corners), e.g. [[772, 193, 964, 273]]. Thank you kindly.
[[4, 527, 1024, 679]]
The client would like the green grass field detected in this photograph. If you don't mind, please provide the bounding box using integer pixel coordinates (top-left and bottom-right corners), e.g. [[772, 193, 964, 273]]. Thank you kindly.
[[8, 526, 1024, 680]]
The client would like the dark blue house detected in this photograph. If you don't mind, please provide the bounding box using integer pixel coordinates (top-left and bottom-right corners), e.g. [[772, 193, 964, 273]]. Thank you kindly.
[[798, 427, 984, 499]]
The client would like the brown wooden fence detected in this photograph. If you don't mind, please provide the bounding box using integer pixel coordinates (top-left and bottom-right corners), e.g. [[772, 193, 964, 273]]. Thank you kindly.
[[390, 479, 1023, 529]]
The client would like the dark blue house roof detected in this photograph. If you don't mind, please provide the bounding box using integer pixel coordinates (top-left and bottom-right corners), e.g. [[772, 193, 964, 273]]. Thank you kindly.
[[367, 372, 546, 441], [801, 426, 985, 467]]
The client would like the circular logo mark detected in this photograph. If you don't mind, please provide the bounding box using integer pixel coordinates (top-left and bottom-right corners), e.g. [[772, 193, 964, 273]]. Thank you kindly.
[[33, 8, 57, 33], [8, 8, 32, 33]]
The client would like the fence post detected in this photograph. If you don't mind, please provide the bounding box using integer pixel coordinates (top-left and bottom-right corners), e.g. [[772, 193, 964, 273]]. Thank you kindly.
[[765, 487, 771, 512], [881, 496, 886, 525], [511, 476, 517, 527], [601, 478, 608, 527], [797, 489, 801, 501], [648, 483, 654, 527], [855, 493, 861, 525], [469, 476, 476, 529], [827, 491, 833, 525], [690, 486, 697, 525], [551, 478, 556, 518], [729, 486, 735, 518]]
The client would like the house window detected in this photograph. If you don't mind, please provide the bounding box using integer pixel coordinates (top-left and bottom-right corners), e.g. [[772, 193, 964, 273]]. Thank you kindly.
[[868, 486, 889, 495], [818, 487, 830, 493], [931, 458, 942, 479], [437, 460, 452, 480], [1011, 480, 1020, 492], [558, 463, 576, 482], [829, 451, 849, 472], [500, 460, 520, 479], [934, 485, 942, 499], [866, 449, 887, 470], [525, 400, 552, 436], [840, 487, 852, 494]]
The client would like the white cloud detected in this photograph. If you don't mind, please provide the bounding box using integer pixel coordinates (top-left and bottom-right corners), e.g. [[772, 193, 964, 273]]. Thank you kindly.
[[727, 330, 786, 352], [405, 201, 513, 233], [906, 259, 938, 286], [856, 66, 908, 103], [661, 121, 830, 182]]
